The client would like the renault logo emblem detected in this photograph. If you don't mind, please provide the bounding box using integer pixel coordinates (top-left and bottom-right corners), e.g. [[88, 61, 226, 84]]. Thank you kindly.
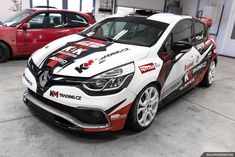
[[39, 70, 49, 87]]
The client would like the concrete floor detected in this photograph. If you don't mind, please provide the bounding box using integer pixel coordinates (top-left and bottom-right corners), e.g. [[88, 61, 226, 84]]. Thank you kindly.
[[0, 56, 235, 157]]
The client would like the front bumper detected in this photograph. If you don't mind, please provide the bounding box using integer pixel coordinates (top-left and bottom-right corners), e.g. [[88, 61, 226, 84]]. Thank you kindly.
[[22, 66, 135, 132], [24, 89, 110, 131], [23, 89, 132, 132]]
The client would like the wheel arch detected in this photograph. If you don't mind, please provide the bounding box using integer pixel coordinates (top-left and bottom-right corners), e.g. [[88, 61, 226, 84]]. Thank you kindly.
[[148, 81, 162, 93], [213, 56, 218, 65], [138, 81, 162, 97], [0, 40, 13, 57]]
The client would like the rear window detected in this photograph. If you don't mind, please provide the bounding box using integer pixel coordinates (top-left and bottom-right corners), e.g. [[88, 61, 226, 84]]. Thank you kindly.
[[194, 21, 207, 43]]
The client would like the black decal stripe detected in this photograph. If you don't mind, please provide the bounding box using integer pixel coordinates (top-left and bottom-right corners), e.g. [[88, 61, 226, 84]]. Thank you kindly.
[[157, 52, 176, 88], [105, 99, 126, 115], [57, 41, 113, 72], [39, 38, 113, 72]]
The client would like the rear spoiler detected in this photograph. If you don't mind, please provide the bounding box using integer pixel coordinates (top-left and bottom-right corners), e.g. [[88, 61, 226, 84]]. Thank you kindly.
[[197, 17, 213, 27]]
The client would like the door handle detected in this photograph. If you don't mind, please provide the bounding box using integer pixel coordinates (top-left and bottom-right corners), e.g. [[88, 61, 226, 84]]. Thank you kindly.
[[189, 56, 195, 61]]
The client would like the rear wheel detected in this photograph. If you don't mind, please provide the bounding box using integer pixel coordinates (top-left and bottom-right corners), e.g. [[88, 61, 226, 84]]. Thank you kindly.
[[127, 84, 159, 131], [201, 60, 216, 87], [0, 42, 11, 63]]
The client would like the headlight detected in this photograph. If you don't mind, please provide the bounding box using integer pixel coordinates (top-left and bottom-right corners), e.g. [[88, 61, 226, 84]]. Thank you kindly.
[[83, 63, 135, 92]]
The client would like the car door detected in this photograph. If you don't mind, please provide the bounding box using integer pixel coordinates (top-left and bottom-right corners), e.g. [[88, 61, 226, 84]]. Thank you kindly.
[[160, 19, 201, 99], [16, 12, 71, 54], [64, 12, 89, 34], [191, 19, 213, 83]]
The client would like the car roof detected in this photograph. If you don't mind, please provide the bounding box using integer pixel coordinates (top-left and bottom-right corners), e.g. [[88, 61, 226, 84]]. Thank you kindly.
[[30, 8, 84, 14], [110, 12, 192, 25]]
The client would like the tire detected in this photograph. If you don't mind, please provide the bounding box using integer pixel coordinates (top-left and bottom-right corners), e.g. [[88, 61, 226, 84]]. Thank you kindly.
[[126, 84, 160, 131], [0, 42, 11, 63], [200, 60, 216, 87]]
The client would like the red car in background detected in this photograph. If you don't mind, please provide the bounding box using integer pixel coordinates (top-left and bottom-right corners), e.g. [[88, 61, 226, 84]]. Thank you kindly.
[[0, 7, 95, 63]]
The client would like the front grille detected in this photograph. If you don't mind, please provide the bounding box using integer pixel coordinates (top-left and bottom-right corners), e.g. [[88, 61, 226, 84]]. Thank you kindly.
[[28, 89, 108, 125]]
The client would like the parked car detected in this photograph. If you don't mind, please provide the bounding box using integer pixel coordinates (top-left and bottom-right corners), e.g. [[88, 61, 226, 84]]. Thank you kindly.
[[0, 6, 95, 63], [22, 11, 217, 132]]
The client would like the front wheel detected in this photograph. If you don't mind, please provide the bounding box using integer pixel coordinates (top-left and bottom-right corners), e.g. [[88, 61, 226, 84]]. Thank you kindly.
[[126, 84, 159, 131], [0, 42, 11, 63], [201, 60, 216, 87]]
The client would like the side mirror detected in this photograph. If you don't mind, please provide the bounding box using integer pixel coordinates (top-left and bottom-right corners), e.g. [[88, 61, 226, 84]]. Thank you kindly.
[[172, 41, 192, 53], [22, 23, 29, 30]]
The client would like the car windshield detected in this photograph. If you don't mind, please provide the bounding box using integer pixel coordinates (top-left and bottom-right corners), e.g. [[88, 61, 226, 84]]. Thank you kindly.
[[80, 17, 169, 47], [1, 9, 34, 27]]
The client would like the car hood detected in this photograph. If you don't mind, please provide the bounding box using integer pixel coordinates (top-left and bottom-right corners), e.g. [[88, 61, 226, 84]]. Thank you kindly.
[[32, 34, 150, 77]]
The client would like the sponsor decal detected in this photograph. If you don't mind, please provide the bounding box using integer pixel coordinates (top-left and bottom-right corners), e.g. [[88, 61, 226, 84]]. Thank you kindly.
[[192, 62, 207, 73], [59, 46, 87, 57], [184, 71, 193, 82], [98, 48, 130, 64], [139, 63, 156, 74], [50, 90, 81, 100], [75, 59, 94, 73], [50, 56, 67, 65], [180, 78, 194, 90], [23, 73, 32, 86], [154, 63, 161, 68], [59, 51, 78, 58], [110, 114, 127, 120], [50, 90, 59, 97], [180, 71, 194, 90], [196, 55, 200, 63], [86, 32, 95, 36], [185, 61, 194, 71], [76, 41, 105, 48]]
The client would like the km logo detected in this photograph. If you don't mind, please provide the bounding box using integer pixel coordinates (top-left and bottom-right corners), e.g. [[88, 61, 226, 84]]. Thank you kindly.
[[75, 60, 94, 73], [50, 90, 59, 98]]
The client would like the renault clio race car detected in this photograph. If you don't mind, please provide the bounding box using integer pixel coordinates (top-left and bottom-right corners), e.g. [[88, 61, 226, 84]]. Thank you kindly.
[[22, 12, 217, 132]]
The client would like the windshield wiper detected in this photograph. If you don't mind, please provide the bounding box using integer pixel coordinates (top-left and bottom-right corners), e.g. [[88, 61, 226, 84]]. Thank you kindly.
[[79, 33, 117, 42], [90, 36, 116, 42], [79, 32, 88, 37]]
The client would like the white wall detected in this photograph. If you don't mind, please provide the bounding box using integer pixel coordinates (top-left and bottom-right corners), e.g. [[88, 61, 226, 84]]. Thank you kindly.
[[180, 0, 226, 16], [0, 0, 30, 21], [117, 0, 165, 11], [180, 0, 198, 16], [95, 0, 165, 22], [216, 0, 235, 55]]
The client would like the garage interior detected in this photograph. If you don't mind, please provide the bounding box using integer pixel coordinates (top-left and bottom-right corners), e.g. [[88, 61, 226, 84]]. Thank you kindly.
[[0, 0, 235, 157]]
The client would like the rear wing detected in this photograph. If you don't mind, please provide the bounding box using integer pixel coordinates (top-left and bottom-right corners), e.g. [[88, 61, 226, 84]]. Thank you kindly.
[[197, 17, 213, 27]]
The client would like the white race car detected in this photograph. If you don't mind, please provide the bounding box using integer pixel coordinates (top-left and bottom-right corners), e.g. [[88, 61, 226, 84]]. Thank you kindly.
[[22, 11, 217, 132]]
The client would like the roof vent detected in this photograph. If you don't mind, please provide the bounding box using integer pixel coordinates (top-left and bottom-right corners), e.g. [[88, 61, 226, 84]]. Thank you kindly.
[[135, 9, 160, 16]]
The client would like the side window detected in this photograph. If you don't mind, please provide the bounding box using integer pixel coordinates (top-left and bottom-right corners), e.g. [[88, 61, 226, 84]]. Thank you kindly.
[[158, 34, 172, 54], [194, 21, 207, 43], [28, 13, 62, 29], [172, 20, 193, 44], [164, 34, 172, 52], [65, 13, 88, 28]]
